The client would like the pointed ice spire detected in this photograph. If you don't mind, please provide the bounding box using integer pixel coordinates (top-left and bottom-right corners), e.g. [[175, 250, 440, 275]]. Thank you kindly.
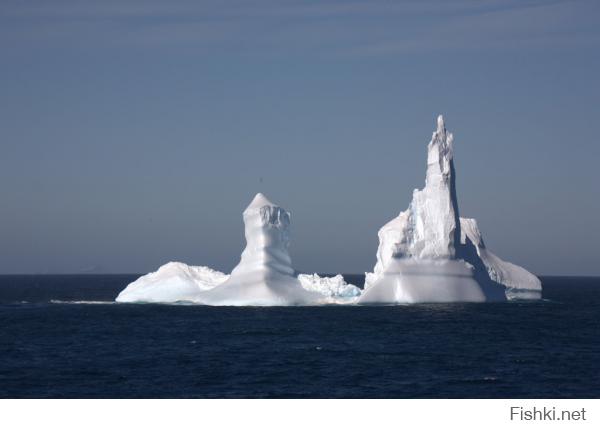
[[243, 192, 290, 231], [437, 114, 445, 133], [245, 192, 275, 212]]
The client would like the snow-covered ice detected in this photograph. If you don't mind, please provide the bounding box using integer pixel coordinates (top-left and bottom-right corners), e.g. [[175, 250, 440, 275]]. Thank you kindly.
[[115, 262, 228, 303], [298, 273, 361, 303], [117, 262, 361, 305], [360, 115, 541, 304]]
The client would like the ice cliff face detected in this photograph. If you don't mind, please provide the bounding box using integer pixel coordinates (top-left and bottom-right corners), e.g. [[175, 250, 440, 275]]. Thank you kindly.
[[361, 116, 541, 303], [409, 115, 461, 259]]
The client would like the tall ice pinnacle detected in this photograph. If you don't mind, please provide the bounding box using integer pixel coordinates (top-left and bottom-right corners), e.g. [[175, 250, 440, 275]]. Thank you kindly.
[[372, 114, 461, 268], [198, 193, 323, 305], [436, 114, 444, 133], [414, 113, 461, 258], [360, 115, 539, 303], [239, 192, 293, 275]]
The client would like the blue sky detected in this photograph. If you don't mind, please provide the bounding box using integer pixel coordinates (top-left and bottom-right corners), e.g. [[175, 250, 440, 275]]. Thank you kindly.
[[1, 0, 599, 275]]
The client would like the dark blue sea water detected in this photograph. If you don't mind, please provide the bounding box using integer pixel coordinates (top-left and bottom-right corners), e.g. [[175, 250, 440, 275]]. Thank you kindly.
[[0, 275, 598, 398]]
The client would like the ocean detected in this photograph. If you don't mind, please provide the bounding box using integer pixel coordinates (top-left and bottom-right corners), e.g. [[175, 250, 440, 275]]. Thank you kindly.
[[0, 275, 598, 398]]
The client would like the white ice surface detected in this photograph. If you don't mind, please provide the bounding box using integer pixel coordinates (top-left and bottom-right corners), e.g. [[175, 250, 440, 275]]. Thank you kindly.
[[193, 193, 325, 306], [117, 263, 362, 304], [298, 273, 361, 303], [115, 262, 228, 303], [360, 259, 502, 304]]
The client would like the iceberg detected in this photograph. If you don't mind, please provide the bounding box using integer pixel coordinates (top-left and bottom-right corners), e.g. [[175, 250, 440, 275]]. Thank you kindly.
[[360, 115, 541, 304], [196, 193, 325, 306], [116, 116, 541, 306], [117, 194, 358, 305]]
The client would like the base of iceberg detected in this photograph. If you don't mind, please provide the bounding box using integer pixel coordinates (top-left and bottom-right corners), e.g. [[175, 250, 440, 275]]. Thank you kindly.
[[196, 272, 322, 306], [116, 263, 361, 305], [360, 259, 506, 304]]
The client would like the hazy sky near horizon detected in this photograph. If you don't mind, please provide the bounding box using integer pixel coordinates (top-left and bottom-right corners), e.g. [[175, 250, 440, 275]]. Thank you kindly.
[[1, 0, 599, 275]]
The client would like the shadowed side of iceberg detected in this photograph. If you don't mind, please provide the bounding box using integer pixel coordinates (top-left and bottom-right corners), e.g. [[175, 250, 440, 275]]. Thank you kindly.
[[459, 218, 542, 300]]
